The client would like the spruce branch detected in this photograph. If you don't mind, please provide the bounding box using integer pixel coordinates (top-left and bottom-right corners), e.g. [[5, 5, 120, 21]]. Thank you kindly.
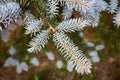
[[60, 0, 108, 27], [107, 0, 118, 13], [0, 0, 21, 30], [28, 29, 51, 53], [47, 0, 59, 19], [62, 5, 73, 20], [32, 3, 56, 32], [25, 18, 43, 36], [56, 18, 90, 33], [53, 31, 92, 74], [65, 0, 107, 11]]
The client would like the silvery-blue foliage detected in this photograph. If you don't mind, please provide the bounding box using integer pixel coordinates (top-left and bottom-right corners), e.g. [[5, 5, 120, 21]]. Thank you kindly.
[[46, 0, 108, 27], [0, 0, 21, 29], [0, 0, 11, 5], [0, 0, 22, 42], [47, 0, 59, 19], [64, 0, 107, 14], [113, 8, 120, 27], [24, 11, 36, 24], [25, 10, 92, 74], [24, 11, 44, 36], [108, 0, 118, 14], [25, 18, 43, 35], [53, 31, 92, 74], [62, 5, 73, 20], [62, 0, 107, 26], [88, 12, 100, 27], [56, 18, 90, 32], [28, 29, 51, 53]]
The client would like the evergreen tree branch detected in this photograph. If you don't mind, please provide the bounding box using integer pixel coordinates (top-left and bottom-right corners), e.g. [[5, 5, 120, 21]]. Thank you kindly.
[[53, 31, 92, 74], [25, 18, 43, 36], [32, 3, 56, 32], [28, 29, 51, 53], [56, 18, 90, 32]]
